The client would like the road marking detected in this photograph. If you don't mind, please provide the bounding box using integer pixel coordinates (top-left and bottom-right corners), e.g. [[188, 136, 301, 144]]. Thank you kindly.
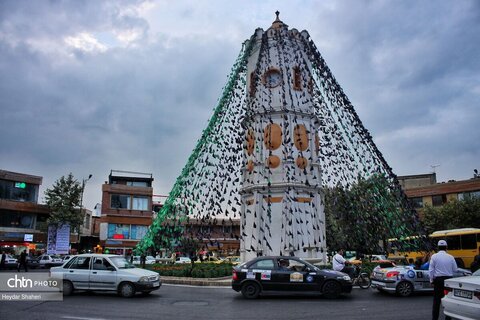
[[163, 283, 231, 289], [61, 316, 107, 320]]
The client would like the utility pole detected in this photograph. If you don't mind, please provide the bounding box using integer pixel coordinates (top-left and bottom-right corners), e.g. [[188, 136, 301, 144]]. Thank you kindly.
[[77, 174, 93, 253]]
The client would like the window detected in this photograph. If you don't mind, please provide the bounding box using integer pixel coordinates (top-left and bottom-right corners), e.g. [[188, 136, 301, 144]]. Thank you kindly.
[[70, 257, 91, 270], [458, 191, 480, 200], [63, 258, 76, 269], [0, 211, 35, 229], [410, 197, 423, 209], [84, 214, 90, 229], [461, 234, 477, 249], [250, 259, 275, 270], [445, 236, 461, 250], [200, 226, 211, 234], [132, 197, 148, 210], [92, 257, 112, 270], [293, 66, 302, 90], [131, 225, 148, 240], [111, 194, 130, 209], [111, 194, 148, 210], [222, 225, 232, 234], [126, 181, 148, 187], [108, 224, 130, 239], [432, 195, 446, 207], [0, 180, 38, 202]]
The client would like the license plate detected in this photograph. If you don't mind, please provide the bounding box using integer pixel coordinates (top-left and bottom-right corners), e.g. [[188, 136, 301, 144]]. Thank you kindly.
[[153, 282, 160, 287], [454, 289, 472, 299]]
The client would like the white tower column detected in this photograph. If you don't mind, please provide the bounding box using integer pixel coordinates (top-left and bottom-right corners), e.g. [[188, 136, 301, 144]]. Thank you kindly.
[[240, 13, 327, 263]]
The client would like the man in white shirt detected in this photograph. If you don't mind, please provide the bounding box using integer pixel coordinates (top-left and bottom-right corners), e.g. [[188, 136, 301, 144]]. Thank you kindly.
[[332, 249, 354, 278], [428, 240, 457, 320]]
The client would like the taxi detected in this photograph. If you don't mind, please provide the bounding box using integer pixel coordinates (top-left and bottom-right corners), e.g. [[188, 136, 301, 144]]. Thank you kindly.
[[231, 256, 352, 299], [371, 265, 471, 297]]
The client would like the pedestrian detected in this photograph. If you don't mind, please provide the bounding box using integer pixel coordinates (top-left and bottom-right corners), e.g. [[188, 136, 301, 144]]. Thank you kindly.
[[17, 250, 28, 272], [429, 240, 457, 320], [332, 249, 354, 278], [0, 251, 6, 270], [140, 253, 146, 268]]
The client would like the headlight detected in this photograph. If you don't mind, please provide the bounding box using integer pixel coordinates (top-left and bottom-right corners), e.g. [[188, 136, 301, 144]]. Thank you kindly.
[[139, 276, 149, 283], [337, 275, 351, 281]]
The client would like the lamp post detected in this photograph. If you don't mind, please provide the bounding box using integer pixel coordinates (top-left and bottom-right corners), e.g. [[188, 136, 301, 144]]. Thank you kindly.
[[77, 174, 93, 252]]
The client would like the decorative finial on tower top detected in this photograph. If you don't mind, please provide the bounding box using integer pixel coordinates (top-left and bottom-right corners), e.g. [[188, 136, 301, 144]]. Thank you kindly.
[[271, 10, 286, 30]]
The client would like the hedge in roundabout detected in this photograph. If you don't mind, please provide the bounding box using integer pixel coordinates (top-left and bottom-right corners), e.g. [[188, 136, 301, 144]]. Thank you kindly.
[[147, 263, 234, 278]]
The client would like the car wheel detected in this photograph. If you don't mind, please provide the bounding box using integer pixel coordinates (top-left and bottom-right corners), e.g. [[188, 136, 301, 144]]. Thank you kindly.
[[396, 281, 413, 297], [322, 280, 342, 299], [241, 282, 261, 299], [119, 282, 136, 298], [358, 275, 371, 289], [63, 280, 74, 296]]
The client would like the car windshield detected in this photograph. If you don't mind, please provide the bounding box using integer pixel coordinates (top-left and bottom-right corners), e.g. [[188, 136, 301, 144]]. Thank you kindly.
[[109, 256, 135, 269], [473, 269, 480, 276]]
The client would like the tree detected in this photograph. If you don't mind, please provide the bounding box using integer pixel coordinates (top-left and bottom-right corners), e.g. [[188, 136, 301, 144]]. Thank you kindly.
[[324, 174, 424, 254], [44, 173, 84, 233], [423, 197, 480, 234]]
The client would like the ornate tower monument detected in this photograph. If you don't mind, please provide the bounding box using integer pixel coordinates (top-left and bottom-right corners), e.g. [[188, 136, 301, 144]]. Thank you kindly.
[[137, 13, 426, 261], [241, 13, 327, 262]]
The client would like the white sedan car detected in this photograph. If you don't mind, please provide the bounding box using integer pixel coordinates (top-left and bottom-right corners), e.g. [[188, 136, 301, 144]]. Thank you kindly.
[[50, 254, 161, 297], [132, 256, 156, 265], [442, 269, 480, 320]]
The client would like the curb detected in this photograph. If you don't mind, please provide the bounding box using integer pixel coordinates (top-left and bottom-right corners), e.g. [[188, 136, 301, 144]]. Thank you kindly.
[[161, 276, 231, 287]]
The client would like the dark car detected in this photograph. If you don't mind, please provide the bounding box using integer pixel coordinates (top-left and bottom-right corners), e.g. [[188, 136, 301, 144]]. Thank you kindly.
[[26, 256, 40, 269], [232, 256, 353, 299]]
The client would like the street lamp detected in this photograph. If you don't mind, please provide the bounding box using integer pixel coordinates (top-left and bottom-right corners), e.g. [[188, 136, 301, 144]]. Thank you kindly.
[[77, 174, 93, 252]]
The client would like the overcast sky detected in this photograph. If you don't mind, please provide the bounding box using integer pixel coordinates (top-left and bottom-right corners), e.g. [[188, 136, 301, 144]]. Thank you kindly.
[[1, 0, 479, 210]]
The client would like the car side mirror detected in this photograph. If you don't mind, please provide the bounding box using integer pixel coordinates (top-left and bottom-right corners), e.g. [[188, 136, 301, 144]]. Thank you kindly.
[[107, 266, 116, 271]]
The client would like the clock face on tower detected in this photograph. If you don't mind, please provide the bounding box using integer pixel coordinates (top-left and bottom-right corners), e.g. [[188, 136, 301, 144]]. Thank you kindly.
[[264, 69, 282, 88]]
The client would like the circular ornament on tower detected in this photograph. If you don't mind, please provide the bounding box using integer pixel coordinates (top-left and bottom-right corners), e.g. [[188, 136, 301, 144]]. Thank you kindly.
[[264, 123, 282, 150], [263, 69, 282, 88], [266, 156, 281, 169], [296, 156, 308, 169]]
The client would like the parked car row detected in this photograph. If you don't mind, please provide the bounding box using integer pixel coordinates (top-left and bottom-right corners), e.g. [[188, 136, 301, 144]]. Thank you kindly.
[[1, 254, 73, 269]]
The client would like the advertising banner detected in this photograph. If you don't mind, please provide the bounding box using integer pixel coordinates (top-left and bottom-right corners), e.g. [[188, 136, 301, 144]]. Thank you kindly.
[[47, 224, 70, 255]]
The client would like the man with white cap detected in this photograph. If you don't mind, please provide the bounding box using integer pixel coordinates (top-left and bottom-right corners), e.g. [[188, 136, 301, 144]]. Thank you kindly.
[[428, 239, 457, 320]]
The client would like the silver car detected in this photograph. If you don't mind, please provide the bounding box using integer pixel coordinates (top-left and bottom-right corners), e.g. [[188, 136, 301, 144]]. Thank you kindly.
[[50, 254, 161, 297], [371, 265, 471, 297]]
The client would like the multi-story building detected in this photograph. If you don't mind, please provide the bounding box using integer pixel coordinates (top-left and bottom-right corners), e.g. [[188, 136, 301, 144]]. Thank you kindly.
[[98, 170, 154, 256], [184, 218, 240, 257], [399, 173, 480, 216], [0, 169, 50, 255]]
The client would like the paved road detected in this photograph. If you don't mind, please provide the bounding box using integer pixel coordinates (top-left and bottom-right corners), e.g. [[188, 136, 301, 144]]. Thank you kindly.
[[0, 282, 451, 320]]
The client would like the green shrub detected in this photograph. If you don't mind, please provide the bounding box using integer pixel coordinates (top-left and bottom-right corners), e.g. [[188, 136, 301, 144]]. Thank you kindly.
[[147, 262, 233, 278]]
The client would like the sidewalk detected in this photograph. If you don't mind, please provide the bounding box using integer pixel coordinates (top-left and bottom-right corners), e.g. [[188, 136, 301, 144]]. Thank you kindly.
[[161, 275, 231, 287]]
